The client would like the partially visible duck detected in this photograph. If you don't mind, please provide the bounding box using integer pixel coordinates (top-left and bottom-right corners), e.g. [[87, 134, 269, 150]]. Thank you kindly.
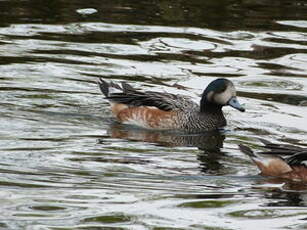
[[239, 139, 307, 181], [98, 78, 245, 132]]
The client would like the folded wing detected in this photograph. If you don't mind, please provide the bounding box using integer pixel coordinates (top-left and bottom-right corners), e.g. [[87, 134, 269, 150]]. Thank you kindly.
[[98, 78, 197, 111]]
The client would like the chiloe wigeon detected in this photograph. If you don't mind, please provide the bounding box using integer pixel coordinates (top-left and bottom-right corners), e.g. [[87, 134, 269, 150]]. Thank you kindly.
[[98, 78, 245, 132], [239, 139, 307, 181]]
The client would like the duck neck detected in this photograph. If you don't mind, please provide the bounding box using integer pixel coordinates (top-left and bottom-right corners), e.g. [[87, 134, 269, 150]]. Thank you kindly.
[[200, 99, 223, 114], [194, 99, 226, 131]]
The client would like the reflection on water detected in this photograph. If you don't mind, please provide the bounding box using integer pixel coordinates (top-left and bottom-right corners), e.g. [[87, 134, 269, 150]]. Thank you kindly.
[[106, 123, 225, 150], [238, 91, 307, 106], [1, 0, 307, 229], [106, 124, 227, 174]]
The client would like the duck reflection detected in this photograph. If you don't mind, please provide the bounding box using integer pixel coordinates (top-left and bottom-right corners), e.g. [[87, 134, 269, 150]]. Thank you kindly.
[[257, 181, 307, 208], [256, 176, 307, 191], [106, 123, 226, 172], [107, 123, 224, 148]]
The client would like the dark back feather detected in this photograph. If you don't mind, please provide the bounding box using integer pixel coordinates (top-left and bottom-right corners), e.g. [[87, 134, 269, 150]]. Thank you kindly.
[[121, 82, 135, 92], [286, 151, 307, 167], [239, 144, 256, 157], [246, 139, 307, 168], [98, 78, 110, 96], [98, 78, 197, 111], [259, 138, 306, 155]]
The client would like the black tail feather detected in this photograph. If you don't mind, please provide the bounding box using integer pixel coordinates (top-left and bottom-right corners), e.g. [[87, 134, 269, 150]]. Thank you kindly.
[[121, 82, 135, 92], [98, 78, 123, 97], [98, 78, 110, 96], [259, 138, 305, 155], [110, 81, 122, 90], [239, 144, 256, 157]]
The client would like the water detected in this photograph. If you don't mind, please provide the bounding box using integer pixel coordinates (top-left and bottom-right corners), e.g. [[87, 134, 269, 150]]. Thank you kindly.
[[1, 0, 307, 229]]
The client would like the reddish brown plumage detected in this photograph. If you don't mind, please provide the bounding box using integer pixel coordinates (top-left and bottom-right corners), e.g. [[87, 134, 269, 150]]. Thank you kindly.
[[111, 103, 128, 115], [111, 103, 177, 129], [253, 158, 292, 177], [282, 166, 307, 181], [239, 143, 307, 182]]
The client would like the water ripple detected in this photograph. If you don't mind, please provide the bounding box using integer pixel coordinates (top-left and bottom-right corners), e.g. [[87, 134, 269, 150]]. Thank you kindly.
[[1, 1, 307, 229]]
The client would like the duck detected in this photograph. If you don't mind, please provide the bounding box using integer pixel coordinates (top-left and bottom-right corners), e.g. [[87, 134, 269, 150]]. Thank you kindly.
[[239, 139, 307, 181], [98, 78, 245, 132]]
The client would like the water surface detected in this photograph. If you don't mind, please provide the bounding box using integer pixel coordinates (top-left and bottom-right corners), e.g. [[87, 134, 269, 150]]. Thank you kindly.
[[1, 0, 307, 229]]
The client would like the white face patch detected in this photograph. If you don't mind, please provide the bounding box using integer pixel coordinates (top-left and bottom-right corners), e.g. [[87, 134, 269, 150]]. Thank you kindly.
[[213, 85, 236, 105]]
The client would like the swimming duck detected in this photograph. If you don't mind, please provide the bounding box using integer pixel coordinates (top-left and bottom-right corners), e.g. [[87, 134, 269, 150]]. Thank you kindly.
[[98, 78, 245, 132], [239, 139, 307, 181]]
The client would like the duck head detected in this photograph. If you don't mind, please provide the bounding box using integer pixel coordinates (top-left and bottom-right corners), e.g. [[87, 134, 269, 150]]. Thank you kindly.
[[200, 78, 245, 112]]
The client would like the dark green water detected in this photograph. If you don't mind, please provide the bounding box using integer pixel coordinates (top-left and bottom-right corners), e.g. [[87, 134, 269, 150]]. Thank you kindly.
[[1, 0, 307, 229]]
